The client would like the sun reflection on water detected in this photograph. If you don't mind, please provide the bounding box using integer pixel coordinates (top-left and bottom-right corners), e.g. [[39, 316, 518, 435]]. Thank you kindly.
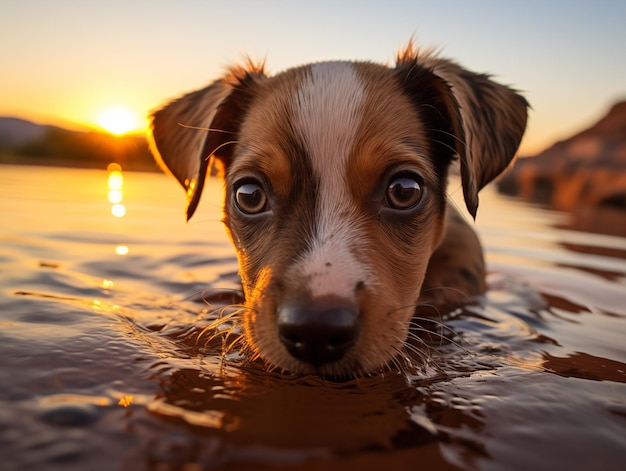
[[118, 395, 134, 408], [106, 163, 130, 255], [111, 204, 126, 218], [107, 163, 126, 219], [101, 279, 114, 289], [108, 169, 123, 190], [108, 189, 122, 204]]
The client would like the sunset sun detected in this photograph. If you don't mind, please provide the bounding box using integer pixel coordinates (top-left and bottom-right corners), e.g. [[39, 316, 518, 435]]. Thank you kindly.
[[96, 106, 141, 135]]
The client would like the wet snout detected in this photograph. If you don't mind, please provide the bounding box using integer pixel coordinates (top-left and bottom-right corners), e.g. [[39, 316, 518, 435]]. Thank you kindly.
[[277, 296, 360, 367]]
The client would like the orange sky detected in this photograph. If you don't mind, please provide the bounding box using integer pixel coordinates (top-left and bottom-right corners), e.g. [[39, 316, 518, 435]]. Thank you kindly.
[[1, 1, 625, 155]]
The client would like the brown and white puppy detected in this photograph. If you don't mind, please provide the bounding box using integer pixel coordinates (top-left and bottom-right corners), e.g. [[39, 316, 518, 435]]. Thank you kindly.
[[148, 44, 528, 378]]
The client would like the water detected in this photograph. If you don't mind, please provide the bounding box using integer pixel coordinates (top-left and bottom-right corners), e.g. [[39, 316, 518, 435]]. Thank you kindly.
[[1, 164, 625, 470]]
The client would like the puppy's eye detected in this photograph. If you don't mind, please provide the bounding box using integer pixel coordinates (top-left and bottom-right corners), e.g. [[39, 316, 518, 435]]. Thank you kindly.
[[386, 173, 424, 210], [234, 181, 268, 215]]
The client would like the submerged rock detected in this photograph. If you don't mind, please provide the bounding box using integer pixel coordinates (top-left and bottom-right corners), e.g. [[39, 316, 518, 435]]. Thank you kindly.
[[497, 101, 626, 210]]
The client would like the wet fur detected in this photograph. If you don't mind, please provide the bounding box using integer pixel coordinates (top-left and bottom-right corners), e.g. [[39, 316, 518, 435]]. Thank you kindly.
[[148, 44, 528, 378]]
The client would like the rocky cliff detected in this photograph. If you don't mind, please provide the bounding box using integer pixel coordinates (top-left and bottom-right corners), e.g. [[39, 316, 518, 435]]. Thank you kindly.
[[497, 101, 626, 210]]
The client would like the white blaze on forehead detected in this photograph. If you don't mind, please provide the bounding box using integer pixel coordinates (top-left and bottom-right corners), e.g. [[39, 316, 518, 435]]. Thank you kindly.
[[291, 62, 371, 299]]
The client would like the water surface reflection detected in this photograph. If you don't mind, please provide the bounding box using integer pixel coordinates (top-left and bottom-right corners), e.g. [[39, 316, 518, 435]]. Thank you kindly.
[[0, 166, 624, 470]]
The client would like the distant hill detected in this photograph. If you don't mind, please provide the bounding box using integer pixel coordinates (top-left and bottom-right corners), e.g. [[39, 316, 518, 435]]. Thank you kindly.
[[0, 117, 157, 172], [497, 100, 626, 210], [0, 117, 60, 147]]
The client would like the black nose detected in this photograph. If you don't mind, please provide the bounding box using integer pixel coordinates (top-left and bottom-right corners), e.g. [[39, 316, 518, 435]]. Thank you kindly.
[[277, 300, 360, 367]]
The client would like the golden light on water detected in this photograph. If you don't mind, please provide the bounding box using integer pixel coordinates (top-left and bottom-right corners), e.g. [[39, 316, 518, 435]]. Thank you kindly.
[[102, 279, 115, 289], [108, 170, 124, 190], [106, 163, 129, 253], [108, 189, 122, 204], [107, 163, 126, 218], [111, 204, 126, 218], [118, 395, 134, 407]]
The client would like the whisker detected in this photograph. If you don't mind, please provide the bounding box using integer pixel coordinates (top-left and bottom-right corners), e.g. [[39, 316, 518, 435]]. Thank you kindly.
[[205, 140, 239, 160], [380, 299, 478, 377], [164, 289, 210, 306], [409, 320, 469, 351], [409, 316, 456, 337], [430, 138, 459, 156], [419, 285, 474, 306], [190, 298, 255, 372], [401, 343, 431, 365], [428, 127, 468, 148], [200, 287, 245, 306], [177, 123, 236, 134], [388, 353, 405, 374], [224, 332, 245, 353]]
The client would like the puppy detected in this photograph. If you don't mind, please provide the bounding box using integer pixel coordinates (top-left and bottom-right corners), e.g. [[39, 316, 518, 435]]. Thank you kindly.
[[148, 43, 528, 378]]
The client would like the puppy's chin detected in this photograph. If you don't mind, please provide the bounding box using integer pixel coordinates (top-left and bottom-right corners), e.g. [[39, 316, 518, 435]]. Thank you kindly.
[[240, 283, 418, 379], [247, 334, 404, 380]]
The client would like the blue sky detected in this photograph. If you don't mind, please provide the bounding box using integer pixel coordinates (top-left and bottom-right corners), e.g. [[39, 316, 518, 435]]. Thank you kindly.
[[1, 0, 625, 154]]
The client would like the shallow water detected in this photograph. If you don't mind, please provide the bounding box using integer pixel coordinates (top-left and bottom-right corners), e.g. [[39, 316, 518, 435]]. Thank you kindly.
[[1, 164, 625, 470]]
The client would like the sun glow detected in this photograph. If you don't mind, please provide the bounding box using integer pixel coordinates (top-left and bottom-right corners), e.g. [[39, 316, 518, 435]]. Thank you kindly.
[[96, 106, 141, 135]]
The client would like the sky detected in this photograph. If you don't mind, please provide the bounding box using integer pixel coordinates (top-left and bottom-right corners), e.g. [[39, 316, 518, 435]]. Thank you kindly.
[[1, 0, 625, 155]]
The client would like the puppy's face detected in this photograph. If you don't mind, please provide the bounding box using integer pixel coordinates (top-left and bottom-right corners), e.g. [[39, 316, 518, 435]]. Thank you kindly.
[[149, 47, 528, 378], [224, 62, 448, 376]]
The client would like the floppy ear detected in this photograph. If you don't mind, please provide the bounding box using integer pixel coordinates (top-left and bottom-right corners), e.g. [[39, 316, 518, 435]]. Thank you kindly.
[[397, 47, 529, 218], [148, 66, 263, 220]]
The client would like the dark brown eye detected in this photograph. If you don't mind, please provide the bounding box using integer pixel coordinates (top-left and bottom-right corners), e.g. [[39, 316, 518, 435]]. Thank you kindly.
[[386, 174, 424, 210], [234, 181, 268, 215]]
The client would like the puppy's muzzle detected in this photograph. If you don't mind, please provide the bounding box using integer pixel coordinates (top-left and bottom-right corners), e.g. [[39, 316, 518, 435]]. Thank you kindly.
[[277, 297, 360, 367]]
